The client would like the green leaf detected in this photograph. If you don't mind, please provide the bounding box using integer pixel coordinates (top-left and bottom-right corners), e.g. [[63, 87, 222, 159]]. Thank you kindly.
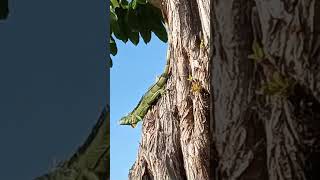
[[248, 54, 258, 61], [252, 40, 259, 54], [119, 0, 129, 8], [153, 24, 168, 42], [109, 1, 169, 66], [127, 8, 140, 31], [110, 0, 120, 8], [109, 56, 113, 68], [249, 40, 264, 62], [131, 0, 138, 9], [150, 5, 164, 20], [123, 8, 139, 45], [128, 31, 139, 45], [142, 4, 168, 42], [110, 6, 118, 22], [187, 75, 193, 81], [110, 7, 123, 41], [257, 45, 264, 59], [110, 36, 118, 56], [252, 40, 264, 59], [136, 0, 147, 4], [111, 19, 122, 41], [113, 8, 128, 43], [140, 30, 151, 43]]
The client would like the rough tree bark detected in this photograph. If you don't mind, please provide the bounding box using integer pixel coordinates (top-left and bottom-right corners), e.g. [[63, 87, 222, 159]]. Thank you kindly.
[[213, 1, 320, 179], [128, 0, 320, 180], [129, 0, 212, 179]]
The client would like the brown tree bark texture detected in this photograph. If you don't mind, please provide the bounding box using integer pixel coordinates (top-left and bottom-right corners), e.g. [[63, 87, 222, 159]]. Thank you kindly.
[[129, 0, 211, 179], [213, 1, 320, 179], [128, 0, 320, 180]]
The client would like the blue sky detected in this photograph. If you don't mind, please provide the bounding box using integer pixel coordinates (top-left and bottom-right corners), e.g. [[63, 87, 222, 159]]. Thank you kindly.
[[111, 36, 167, 180]]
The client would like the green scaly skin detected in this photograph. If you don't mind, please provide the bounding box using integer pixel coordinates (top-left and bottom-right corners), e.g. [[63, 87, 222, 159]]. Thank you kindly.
[[119, 56, 170, 128]]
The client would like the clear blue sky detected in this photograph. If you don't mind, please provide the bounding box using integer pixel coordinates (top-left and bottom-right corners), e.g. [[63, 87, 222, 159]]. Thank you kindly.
[[111, 37, 167, 180]]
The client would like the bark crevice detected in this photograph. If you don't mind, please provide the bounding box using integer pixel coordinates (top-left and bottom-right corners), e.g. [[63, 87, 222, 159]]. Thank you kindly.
[[128, 0, 320, 179], [128, 0, 212, 179]]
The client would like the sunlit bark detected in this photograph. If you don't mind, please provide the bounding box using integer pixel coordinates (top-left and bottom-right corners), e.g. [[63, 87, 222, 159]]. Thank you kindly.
[[128, 0, 320, 180]]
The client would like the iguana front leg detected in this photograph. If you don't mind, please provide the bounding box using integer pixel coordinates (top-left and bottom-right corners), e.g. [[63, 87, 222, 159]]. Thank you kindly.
[[130, 114, 142, 128]]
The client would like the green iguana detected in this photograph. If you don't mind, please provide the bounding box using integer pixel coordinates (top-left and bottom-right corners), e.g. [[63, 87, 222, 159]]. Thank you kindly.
[[119, 54, 170, 128]]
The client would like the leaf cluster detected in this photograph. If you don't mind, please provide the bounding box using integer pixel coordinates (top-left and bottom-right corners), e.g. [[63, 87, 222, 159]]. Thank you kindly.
[[191, 81, 202, 93], [109, 0, 168, 67], [248, 40, 265, 62], [261, 72, 295, 97]]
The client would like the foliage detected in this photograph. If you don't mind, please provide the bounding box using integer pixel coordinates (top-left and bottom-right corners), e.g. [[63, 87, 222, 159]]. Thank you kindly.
[[248, 40, 265, 62], [191, 81, 202, 93], [109, 0, 168, 67], [261, 72, 296, 97]]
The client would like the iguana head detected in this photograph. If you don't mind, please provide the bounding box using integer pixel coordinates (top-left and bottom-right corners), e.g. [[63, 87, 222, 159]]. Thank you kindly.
[[119, 116, 130, 125], [119, 114, 139, 128]]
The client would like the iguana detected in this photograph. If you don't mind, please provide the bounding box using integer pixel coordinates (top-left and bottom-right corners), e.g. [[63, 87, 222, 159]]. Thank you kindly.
[[34, 107, 109, 180], [119, 53, 171, 128]]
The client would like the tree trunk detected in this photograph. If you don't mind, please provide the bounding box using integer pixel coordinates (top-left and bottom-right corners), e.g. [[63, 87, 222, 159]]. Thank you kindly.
[[128, 0, 320, 180], [129, 0, 212, 179]]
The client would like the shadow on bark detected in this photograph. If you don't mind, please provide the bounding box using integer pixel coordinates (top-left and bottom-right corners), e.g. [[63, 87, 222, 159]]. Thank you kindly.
[[126, 0, 320, 180]]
